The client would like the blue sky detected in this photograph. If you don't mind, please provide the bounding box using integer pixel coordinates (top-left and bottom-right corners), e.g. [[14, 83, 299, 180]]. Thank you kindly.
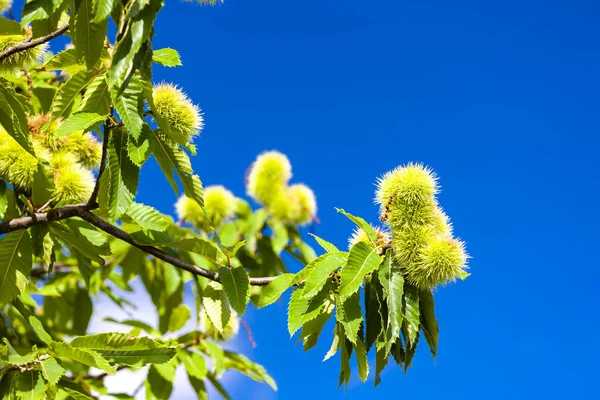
[[143, 1, 599, 398], [15, 0, 600, 398]]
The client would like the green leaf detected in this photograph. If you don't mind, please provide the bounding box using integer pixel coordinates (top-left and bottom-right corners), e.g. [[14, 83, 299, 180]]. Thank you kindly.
[[79, 74, 111, 115], [49, 220, 109, 265], [170, 238, 222, 265], [187, 375, 207, 400], [379, 250, 404, 355], [309, 233, 339, 253], [15, 370, 46, 399], [287, 284, 329, 337], [51, 69, 96, 119], [145, 364, 174, 400], [130, 229, 176, 246], [57, 377, 94, 399], [0, 230, 32, 305], [178, 349, 207, 380], [339, 241, 382, 300], [335, 291, 363, 345], [69, 332, 176, 365], [92, 0, 117, 22], [323, 323, 342, 361], [31, 162, 55, 207], [299, 293, 334, 352], [105, 129, 140, 220], [403, 283, 420, 347], [219, 266, 250, 315], [54, 112, 106, 137], [127, 123, 154, 166], [302, 252, 347, 298], [0, 17, 22, 34], [0, 181, 8, 220], [125, 203, 168, 231], [40, 357, 65, 385], [28, 315, 52, 344], [354, 335, 369, 382], [168, 304, 191, 332], [151, 130, 204, 207], [338, 336, 353, 389], [419, 289, 439, 357], [50, 342, 116, 374], [112, 75, 143, 139], [336, 208, 377, 246], [103, 318, 159, 336], [223, 351, 277, 391], [0, 78, 35, 156], [152, 48, 182, 67], [72, 0, 108, 69], [374, 347, 388, 387], [257, 273, 295, 309], [21, 0, 65, 25], [202, 281, 231, 332], [44, 48, 84, 73], [364, 273, 385, 352], [206, 373, 231, 400]]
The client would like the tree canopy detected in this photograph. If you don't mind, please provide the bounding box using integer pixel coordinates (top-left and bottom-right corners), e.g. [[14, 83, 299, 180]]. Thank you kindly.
[[0, 0, 469, 398]]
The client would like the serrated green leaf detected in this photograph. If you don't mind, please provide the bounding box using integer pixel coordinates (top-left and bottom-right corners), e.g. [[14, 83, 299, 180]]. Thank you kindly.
[[223, 351, 277, 391], [309, 233, 339, 253], [127, 122, 154, 166], [299, 293, 334, 352], [288, 284, 329, 337], [152, 48, 182, 67], [125, 203, 168, 231], [178, 349, 207, 380], [44, 48, 84, 73], [0, 230, 32, 306], [168, 304, 191, 332], [206, 373, 231, 400], [92, 0, 117, 22], [169, 238, 222, 265], [335, 291, 363, 345], [151, 130, 204, 207], [54, 112, 105, 137], [50, 342, 115, 373], [364, 273, 385, 352], [57, 377, 94, 399], [202, 281, 231, 332], [51, 69, 95, 119], [419, 289, 439, 357], [145, 364, 174, 400], [0, 181, 8, 220], [103, 317, 159, 336], [0, 17, 23, 34], [336, 208, 377, 246], [130, 229, 176, 246], [31, 162, 55, 207], [15, 370, 46, 399], [379, 250, 404, 356], [354, 335, 369, 382], [69, 332, 176, 365], [112, 75, 143, 139], [72, 0, 108, 69], [49, 220, 109, 265], [323, 323, 342, 361], [257, 273, 294, 309], [302, 251, 347, 299], [0, 78, 35, 156], [219, 266, 250, 315], [79, 74, 111, 115], [40, 357, 65, 385], [338, 336, 352, 389], [28, 315, 52, 344], [374, 347, 388, 387], [105, 129, 140, 220], [403, 283, 420, 347], [339, 241, 381, 300], [21, 0, 64, 25]]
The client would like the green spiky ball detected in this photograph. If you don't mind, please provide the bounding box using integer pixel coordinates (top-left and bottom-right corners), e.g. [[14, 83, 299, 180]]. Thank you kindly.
[[204, 185, 236, 227], [0, 130, 38, 190], [0, 34, 47, 73], [153, 83, 203, 141], [246, 151, 292, 206], [175, 195, 205, 228], [348, 225, 390, 253], [404, 235, 469, 289]]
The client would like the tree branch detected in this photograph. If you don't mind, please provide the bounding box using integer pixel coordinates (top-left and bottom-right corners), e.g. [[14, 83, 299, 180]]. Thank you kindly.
[[0, 204, 276, 286], [0, 25, 70, 62]]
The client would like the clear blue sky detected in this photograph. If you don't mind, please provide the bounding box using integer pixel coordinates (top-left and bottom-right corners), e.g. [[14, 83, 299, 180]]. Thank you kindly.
[[25, 0, 600, 398]]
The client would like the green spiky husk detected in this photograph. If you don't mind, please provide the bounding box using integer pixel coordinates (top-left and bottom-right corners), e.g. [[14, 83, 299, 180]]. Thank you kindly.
[[153, 83, 203, 141], [204, 185, 236, 227], [246, 151, 292, 206], [0, 34, 47, 73]]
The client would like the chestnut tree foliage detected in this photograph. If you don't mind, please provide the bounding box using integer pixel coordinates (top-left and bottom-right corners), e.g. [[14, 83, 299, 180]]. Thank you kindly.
[[0, 0, 470, 398]]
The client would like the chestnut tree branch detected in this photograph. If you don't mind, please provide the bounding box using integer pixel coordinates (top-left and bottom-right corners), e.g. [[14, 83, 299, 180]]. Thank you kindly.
[[0, 25, 70, 62]]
